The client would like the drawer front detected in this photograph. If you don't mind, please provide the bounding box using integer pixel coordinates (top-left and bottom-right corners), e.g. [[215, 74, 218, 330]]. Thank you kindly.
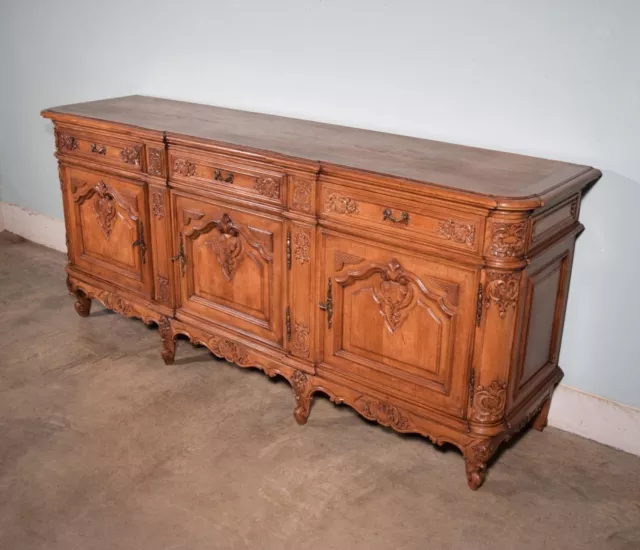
[[169, 148, 286, 206], [318, 231, 477, 417], [61, 165, 152, 297], [172, 192, 285, 346], [55, 127, 144, 173], [320, 183, 483, 254]]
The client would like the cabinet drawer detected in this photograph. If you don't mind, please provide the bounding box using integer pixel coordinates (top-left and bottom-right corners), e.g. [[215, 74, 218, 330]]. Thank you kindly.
[[55, 127, 144, 173], [169, 148, 286, 206], [320, 183, 483, 254]]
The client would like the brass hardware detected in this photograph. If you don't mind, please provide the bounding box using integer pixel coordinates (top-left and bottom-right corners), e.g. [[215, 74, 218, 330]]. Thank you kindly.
[[318, 278, 333, 328], [91, 143, 107, 155], [476, 282, 483, 326], [286, 231, 291, 270], [468, 368, 475, 405], [286, 307, 291, 341], [214, 169, 234, 184], [132, 221, 146, 264], [171, 232, 186, 275], [383, 208, 409, 225]]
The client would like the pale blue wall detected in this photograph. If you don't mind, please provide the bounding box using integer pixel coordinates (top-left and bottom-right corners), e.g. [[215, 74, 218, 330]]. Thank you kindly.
[[1, 0, 638, 407]]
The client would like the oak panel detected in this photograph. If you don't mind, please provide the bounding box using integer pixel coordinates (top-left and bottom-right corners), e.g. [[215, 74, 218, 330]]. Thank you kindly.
[[319, 232, 476, 417], [172, 192, 284, 346], [63, 166, 152, 297]]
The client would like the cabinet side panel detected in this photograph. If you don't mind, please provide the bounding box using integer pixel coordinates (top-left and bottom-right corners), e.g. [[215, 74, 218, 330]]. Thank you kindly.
[[509, 237, 575, 410]]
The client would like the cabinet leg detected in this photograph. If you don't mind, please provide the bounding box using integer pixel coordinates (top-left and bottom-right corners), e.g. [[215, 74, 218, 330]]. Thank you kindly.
[[73, 291, 92, 318], [465, 460, 487, 491], [463, 438, 497, 491], [291, 370, 314, 425], [532, 396, 552, 432], [158, 316, 175, 365]]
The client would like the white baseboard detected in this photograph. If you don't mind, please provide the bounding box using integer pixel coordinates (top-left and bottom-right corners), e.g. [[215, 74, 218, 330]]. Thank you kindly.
[[1, 201, 66, 252], [548, 384, 640, 456], [2, 200, 639, 456]]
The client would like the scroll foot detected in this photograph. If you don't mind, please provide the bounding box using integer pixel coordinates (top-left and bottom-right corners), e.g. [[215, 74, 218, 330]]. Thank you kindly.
[[73, 291, 92, 318], [158, 316, 175, 365], [291, 369, 313, 425], [463, 437, 498, 491], [465, 460, 487, 491]]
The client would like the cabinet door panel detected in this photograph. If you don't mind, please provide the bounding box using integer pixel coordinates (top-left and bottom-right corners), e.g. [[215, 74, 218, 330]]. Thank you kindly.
[[173, 193, 284, 346], [320, 232, 476, 416], [64, 166, 152, 297]]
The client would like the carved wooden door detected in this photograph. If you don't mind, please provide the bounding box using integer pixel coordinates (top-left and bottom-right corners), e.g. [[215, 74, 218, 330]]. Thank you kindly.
[[63, 166, 152, 297], [319, 233, 477, 417], [171, 192, 284, 346]]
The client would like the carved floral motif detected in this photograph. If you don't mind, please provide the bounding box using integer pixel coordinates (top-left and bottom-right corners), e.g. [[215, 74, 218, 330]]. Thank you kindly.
[[152, 192, 165, 220], [472, 380, 507, 422], [291, 369, 312, 424], [294, 229, 311, 264], [570, 200, 578, 218], [291, 323, 310, 358], [157, 275, 169, 302], [209, 337, 249, 365], [101, 293, 134, 315], [174, 158, 197, 177], [355, 397, 410, 430], [437, 219, 476, 246], [55, 130, 78, 152], [373, 259, 415, 332], [291, 370, 308, 394], [206, 213, 244, 280], [485, 272, 520, 318], [148, 148, 163, 175], [489, 222, 526, 258], [292, 180, 312, 212], [324, 192, 359, 214], [253, 177, 280, 199], [120, 146, 141, 166], [92, 181, 117, 239]]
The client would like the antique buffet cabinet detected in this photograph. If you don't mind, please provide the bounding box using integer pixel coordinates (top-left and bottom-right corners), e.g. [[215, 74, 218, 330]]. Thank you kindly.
[[42, 96, 600, 490]]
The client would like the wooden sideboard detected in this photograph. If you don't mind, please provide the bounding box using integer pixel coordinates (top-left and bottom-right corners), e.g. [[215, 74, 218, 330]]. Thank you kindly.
[[42, 96, 600, 490]]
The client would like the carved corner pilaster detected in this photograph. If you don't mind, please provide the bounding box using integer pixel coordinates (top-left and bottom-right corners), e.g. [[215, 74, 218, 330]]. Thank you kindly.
[[484, 217, 529, 267], [484, 271, 520, 319], [488, 221, 526, 258], [471, 380, 507, 423]]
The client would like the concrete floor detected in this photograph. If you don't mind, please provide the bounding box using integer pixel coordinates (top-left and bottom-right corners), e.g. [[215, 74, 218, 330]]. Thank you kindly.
[[1, 230, 639, 550]]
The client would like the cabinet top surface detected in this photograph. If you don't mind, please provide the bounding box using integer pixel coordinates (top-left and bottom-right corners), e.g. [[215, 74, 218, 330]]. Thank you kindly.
[[43, 95, 599, 202]]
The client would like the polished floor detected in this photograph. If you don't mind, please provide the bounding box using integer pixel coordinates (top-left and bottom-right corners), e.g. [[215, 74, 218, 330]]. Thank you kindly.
[[1, 230, 639, 550]]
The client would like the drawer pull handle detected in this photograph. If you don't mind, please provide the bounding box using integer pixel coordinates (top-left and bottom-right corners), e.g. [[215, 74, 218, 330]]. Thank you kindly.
[[318, 278, 333, 329], [214, 169, 234, 184], [91, 143, 107, 155], [383, 208, 409, 225]]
